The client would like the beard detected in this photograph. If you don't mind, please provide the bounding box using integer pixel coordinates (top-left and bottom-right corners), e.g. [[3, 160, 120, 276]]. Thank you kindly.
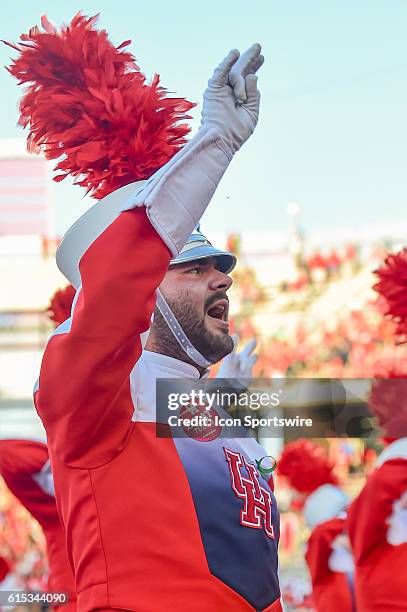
[[151, 289, 234, 365]]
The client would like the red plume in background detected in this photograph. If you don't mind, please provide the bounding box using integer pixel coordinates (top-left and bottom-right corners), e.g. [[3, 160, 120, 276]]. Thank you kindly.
[[277, 439, 338, 495], [374, 248, 407, 343], [46, 285, 76, 326], [4, 14, 195, 199], [368, 371, 407, 439]]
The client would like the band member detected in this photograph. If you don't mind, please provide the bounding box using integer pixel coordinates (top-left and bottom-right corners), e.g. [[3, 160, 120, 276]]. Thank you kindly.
[[347, 250, 407, 610], [278, 440, 354, 612], [347, 375, 407, 611], [7, 14, 280, 611]]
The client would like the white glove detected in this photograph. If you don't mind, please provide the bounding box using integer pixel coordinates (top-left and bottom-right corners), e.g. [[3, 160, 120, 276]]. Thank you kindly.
[[229, 45, 265, 103], [131, 44, 264, 256], [216, 336, 258, 379], [201, 44, 264, 159], [387, 491, 407, 545], [328, 535, 355, 573]]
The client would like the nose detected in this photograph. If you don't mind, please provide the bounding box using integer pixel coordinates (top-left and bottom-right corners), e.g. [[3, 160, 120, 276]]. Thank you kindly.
[[209, 269, 233, 291]]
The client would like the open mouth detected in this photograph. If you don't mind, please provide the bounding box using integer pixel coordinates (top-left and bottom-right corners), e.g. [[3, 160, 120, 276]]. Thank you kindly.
[[206, 299, 229, 322]]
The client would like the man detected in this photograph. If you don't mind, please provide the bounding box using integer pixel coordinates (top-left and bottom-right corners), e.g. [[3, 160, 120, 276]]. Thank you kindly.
[[0, 439, 76, 608], [10, 14, 280, 612]]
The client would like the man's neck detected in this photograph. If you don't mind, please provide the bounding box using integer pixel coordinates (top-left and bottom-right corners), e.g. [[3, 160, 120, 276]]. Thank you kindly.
[[144, 340, 208, 377]]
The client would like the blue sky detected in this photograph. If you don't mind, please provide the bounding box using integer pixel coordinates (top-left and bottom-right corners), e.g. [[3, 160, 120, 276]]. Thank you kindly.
[[1, 1, 406, 237]]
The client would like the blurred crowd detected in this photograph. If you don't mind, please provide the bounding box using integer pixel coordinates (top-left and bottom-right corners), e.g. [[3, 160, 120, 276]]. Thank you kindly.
[[0, 486, 47, 593]]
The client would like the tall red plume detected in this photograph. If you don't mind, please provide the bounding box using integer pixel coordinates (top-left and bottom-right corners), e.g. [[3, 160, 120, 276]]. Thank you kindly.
[[4, 14, 195, 199], [277, 439, 338, 495], [374, 249, 407, 343], [46, 284, 76, 326], [368, 371, 407, 439]]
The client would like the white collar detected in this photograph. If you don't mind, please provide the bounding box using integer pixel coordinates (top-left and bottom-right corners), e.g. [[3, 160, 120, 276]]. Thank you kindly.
[[375, 438, 407, 468], [140, 350, 207, 379]]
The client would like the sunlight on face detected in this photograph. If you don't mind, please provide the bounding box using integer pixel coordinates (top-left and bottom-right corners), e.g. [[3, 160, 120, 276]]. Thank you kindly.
[[159, 258, 234, 362]]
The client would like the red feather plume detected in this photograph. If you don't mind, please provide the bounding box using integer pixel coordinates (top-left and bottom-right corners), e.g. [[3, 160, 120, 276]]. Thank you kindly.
[[368, 371, 407, 438], [374, 248, 407, 343], [277, 439, 338, 495], [4, 14, 195, 199], [46, 284, 76, 326]]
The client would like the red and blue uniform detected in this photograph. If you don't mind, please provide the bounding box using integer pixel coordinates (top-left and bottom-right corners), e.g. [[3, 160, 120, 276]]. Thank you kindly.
[[34, 208, 281, 611], [347, 439, 407, 611]]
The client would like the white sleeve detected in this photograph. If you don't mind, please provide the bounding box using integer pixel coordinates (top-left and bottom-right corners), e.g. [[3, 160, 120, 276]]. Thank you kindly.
[[131, 127, 231, 256]]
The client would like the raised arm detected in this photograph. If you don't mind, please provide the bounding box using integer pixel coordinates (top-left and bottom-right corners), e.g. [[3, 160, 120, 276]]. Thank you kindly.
[[0, 439, 55, 525], [35, 45, 264, 469], [36, 208, 171, 467]]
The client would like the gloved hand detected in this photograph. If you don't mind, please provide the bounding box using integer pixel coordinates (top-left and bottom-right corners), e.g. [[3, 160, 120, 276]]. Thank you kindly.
[[201, 44, 264, 159], [387, 491, 407, 545], [229, 45, 265, 103], [216, 336, 258, 379], [328, 535, 355, 573], [129, 45, 264, 257]]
